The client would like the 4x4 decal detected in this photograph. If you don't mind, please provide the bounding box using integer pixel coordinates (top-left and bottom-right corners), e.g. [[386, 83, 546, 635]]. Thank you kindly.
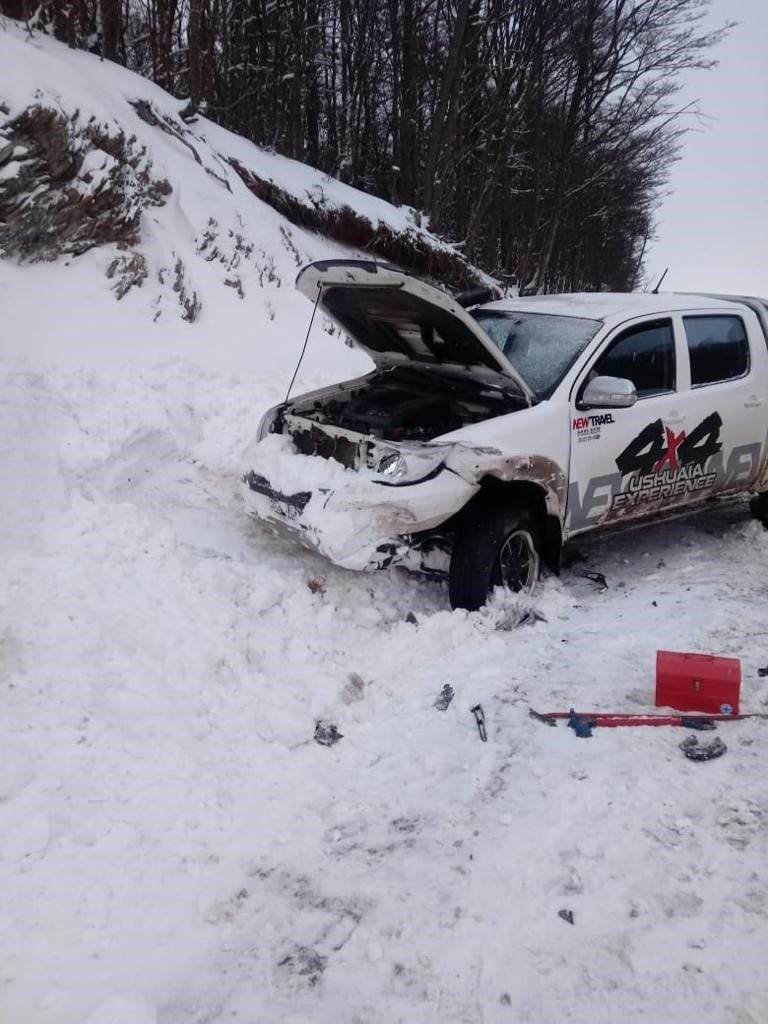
[[567, 411, 763, 531], [616, 412, 722, 476], [611, 412, 723, 512]]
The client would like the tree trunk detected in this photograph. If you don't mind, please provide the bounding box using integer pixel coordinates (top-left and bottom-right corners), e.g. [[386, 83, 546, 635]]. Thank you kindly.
[[422, 0, 473, 222]]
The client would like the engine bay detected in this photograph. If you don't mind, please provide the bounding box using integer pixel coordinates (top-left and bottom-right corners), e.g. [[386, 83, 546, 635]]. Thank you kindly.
[[285, 366, 525, 443]]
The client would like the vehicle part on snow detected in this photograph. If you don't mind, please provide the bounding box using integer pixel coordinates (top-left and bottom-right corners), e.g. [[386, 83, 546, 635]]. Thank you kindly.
[[433, 684, 454, 711], [449, 499, 541, 612], [581, 570, 608, 589], [656, 650, 741, 716], [680, 735, 727, 761], [314, 721, 343, 747], [470, 704, 488, 742]]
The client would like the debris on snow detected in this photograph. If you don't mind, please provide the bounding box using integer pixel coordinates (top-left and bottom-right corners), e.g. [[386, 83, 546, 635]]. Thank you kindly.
[[307, 576, 327, 596], [470, 704, 488, 742], [276, 944, 327, 990], [340, 672, 367, 704], [314, 721, 344, 747], [476, 595, 547, 632], [433, 683, 454, 711], [680, 735, 727, 761], [581, 570, 609, 590]]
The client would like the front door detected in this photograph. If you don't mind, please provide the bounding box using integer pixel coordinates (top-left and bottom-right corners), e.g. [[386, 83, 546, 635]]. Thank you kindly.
[[566, 316, 689, 536]]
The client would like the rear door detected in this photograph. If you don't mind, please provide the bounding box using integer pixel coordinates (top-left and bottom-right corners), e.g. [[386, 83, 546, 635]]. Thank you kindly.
[[674, 311, 767, 498]]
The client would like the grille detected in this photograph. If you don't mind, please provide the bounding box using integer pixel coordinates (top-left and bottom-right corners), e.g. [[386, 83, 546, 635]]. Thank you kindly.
[[291, 424, 360, 469]]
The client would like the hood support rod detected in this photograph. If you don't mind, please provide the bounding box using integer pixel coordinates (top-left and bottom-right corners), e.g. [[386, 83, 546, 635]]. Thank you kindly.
[[285, 284, 323, 403]]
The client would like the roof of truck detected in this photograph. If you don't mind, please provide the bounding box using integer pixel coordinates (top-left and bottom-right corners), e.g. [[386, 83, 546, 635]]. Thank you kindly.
[[479, 291, 752, 324]]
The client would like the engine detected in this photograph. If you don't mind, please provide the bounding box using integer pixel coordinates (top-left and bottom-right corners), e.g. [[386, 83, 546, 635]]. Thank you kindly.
[[337, 387, 463, 440], [282, 368, 525, 462]]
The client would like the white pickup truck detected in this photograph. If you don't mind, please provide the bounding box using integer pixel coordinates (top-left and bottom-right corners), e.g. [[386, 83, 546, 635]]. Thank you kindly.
[[242, 259, 768, 609]]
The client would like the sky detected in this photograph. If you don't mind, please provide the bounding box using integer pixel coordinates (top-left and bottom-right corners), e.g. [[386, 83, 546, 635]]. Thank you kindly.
[[648, 0, 768, 297]]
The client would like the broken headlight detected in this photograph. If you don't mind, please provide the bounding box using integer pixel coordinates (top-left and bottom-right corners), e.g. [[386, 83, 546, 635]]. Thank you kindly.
[[256, 404, 281, 441], [374, 445, 448, 485]]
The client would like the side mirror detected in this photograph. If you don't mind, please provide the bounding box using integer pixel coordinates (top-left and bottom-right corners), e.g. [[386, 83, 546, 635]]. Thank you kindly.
[[580, 375, 637, 410]]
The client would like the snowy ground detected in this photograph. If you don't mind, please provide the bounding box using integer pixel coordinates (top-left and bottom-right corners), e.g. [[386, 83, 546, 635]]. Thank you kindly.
[[2, 22, 768, 1024]]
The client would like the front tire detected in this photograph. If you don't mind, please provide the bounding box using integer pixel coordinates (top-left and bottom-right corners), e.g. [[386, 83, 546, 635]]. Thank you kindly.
[[448, 499, 541, 611], [751, 492, 768, 526]]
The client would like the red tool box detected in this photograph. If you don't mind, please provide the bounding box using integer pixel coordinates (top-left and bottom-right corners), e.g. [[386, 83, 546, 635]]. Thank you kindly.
[[656, 650, 741, 715]]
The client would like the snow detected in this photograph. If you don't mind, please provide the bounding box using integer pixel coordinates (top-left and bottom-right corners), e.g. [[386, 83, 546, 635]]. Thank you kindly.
[[485, 290, 763, 323], [2, 21, 768, 1024]]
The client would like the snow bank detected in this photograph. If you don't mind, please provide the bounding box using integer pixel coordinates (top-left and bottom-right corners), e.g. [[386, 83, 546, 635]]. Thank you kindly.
[[1, 21, 768, 1024]]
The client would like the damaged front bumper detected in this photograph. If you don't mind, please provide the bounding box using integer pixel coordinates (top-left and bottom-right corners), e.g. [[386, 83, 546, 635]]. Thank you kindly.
[[241, 454, 478, 572]]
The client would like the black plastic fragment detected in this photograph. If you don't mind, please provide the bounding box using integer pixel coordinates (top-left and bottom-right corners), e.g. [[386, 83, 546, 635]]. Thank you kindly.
[[581, 570, 608, 589], [558, 909, 575, 925], [679, 735, 727, 761], [314, 721, 343, 747], [470, 704, 488, 742]]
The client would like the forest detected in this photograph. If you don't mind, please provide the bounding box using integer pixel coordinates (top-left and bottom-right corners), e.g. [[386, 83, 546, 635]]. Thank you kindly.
[[1, 0, 727, 292]]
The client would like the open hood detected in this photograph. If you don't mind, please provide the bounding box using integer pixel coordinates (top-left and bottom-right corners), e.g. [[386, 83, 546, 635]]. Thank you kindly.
[[295, 260, 534, 404]]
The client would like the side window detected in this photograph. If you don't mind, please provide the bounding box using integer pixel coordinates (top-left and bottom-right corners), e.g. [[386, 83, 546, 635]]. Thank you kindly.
[[592, 319, 675, 398], [684, 315, 749, 387]]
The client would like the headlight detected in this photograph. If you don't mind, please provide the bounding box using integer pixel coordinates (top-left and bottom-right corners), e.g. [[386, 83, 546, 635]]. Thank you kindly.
[[374, 445, 448, 485], [377, 452, 408, 481], [256, 404, 281, 441]]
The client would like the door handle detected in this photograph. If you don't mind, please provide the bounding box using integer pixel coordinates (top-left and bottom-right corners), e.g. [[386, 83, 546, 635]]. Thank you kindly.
[[665, 414, 685, 427], [744, 396, 763, 408]]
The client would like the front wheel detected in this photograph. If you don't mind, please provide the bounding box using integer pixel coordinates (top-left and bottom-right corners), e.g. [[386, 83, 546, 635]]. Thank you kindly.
[[750, 491, 768, 526], [448, 499, 541, 611]]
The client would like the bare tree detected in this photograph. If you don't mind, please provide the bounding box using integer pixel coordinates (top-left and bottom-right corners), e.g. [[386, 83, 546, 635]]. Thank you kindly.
[[0, 0, 730, 292]]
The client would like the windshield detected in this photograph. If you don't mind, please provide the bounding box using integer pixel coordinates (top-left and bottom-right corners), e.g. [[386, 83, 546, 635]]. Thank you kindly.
[[471, 310, 602, 398]]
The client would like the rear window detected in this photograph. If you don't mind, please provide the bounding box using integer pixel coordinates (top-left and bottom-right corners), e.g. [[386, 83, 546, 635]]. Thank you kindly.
[[683, 315, 749, 386], [472, 310, 602, 397]]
